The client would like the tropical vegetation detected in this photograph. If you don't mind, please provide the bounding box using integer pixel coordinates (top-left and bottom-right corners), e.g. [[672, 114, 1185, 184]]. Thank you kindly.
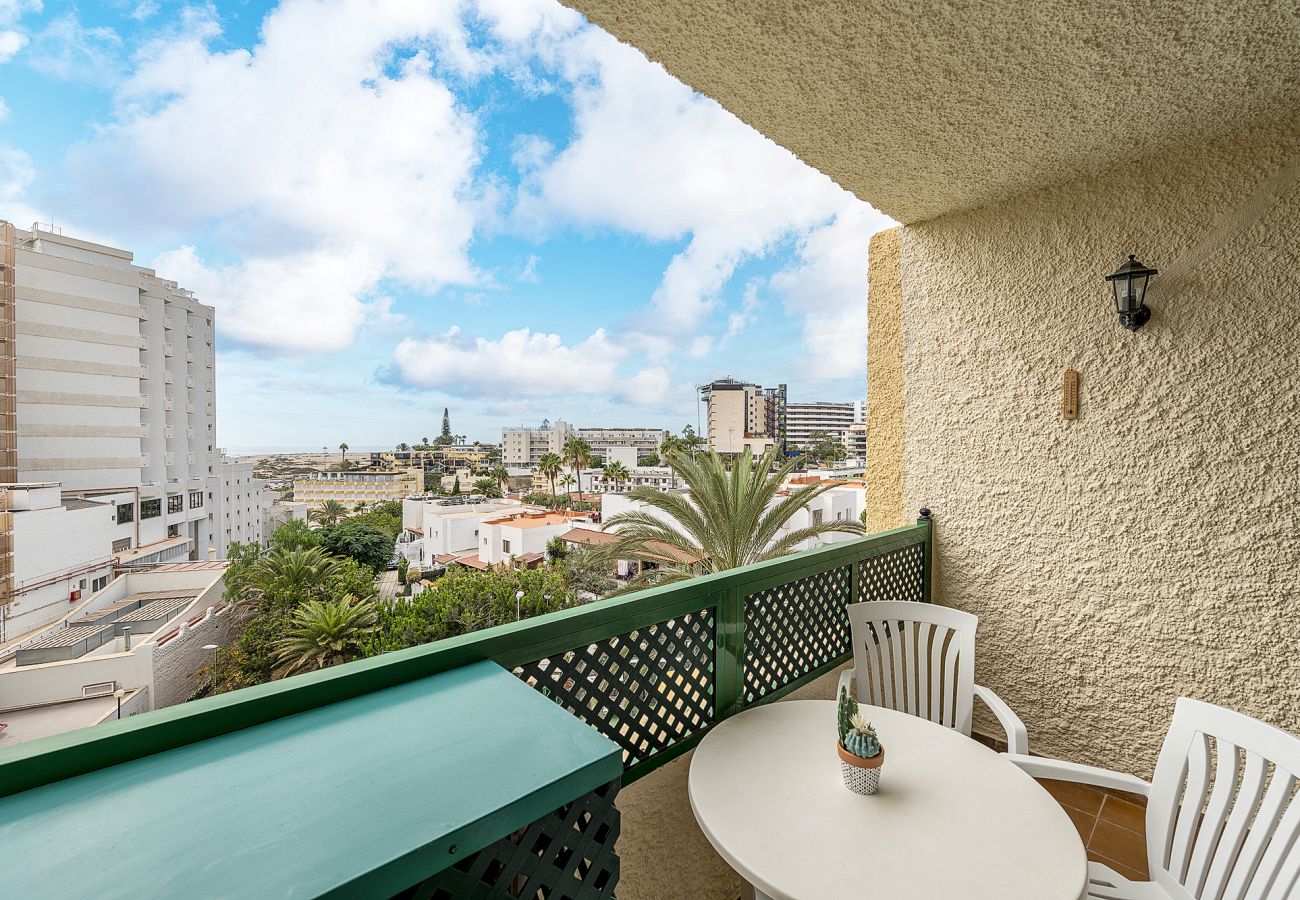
[[273, 596, 378, 677], [309, 499, 348, 526], [561, 435, 592, 495], [593, 446, 869, 591]]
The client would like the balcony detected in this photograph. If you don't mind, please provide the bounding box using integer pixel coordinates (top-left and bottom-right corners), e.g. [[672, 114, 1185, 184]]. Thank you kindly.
[[0, 522, 930, 896], [163, 342, 174, 357]]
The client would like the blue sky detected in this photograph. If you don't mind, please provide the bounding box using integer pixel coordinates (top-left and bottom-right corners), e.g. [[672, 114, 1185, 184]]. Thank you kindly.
[[0, 0, 891, 451]]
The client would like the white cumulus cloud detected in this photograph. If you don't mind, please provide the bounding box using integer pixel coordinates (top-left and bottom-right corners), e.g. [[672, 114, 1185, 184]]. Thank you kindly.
[[392, 325, 668, 405], [56, 0, 492, 353]]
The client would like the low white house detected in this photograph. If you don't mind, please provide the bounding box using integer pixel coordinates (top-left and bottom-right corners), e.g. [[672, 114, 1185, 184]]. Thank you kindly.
[[399, 496, 523, 566], [477, 510, 593, 567]]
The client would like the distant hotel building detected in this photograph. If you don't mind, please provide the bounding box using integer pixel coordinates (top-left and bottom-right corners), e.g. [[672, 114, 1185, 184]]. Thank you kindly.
[[293, 469, 422, 508], [502, 421, 666, 467], [785, 401, 859, 448], [0, 222, 260, 640], [700, 379, 786, 454], [502, 420, 573, 467]]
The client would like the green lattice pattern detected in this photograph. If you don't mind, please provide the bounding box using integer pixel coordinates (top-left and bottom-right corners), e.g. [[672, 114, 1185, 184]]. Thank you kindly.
[[513, 609, 716, 767]]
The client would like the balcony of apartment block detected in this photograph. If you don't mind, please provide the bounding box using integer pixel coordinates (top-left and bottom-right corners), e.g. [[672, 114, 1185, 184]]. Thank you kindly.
[[163, 341, 174, 357], [186, 349, 195, 364], [4, 5, 1299, 900], [163, 314, 174, 330]]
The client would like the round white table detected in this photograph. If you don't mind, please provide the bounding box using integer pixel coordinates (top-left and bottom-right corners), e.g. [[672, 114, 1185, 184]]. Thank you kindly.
[[689, 700, 1087, 900]]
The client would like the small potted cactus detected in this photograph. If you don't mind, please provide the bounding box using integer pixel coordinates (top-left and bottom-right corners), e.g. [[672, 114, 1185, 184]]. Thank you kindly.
[[836, 686, 884, 795]]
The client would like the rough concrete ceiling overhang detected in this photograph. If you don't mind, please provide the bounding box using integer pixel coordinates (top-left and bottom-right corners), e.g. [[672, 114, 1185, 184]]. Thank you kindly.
[[565, 0, 1300, 224]]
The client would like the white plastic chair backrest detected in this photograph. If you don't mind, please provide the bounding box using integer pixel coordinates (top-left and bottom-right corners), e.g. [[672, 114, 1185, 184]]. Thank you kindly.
[[1147, 697, 1300, 900], [845, 600, 976, 735]]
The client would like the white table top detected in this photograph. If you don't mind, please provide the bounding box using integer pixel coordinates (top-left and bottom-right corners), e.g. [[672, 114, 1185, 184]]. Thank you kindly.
[[689, 700, 1087, 900]]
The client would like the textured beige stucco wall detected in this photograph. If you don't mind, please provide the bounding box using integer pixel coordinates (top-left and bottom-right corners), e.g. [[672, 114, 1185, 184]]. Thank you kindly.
[[899, 119, 1300, 778], [615, 666, 846, 899], [865, 228, 906, 533]]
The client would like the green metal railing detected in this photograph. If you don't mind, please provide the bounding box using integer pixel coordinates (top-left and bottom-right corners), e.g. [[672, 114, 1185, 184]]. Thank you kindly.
[[0, 516, 932, 797]]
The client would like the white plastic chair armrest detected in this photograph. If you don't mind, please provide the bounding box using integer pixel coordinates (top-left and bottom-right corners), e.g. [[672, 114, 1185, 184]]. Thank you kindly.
[[973, 683, 1029, 756], [836, 667, 853, 700], [1004, 753, 1151, 797]]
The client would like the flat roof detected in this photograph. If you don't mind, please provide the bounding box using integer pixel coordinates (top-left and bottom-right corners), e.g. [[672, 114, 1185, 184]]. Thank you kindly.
[[0, 661, 620, 898]]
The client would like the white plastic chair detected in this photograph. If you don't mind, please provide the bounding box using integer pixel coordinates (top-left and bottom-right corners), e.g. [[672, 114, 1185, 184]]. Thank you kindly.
[[837, 600, 1028, 754], [1008, 698, 1300, 900]]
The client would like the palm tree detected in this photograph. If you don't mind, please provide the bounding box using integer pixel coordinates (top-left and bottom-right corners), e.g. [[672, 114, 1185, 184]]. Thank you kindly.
[[596, 446, 869, 591], [473, 477, 501, 498], [272, 596, 378, 677], [604, 460, 631, 492], [562, 436, 593, 496], [537, 453, 563, 499], [309, 499, 348, 526], [660, 434, 684, 487], [679, 425, 704, 458], [338, 442, 349, 467], [233, 546, 345, 617], [396, 442, 410, 451], [560, 473, 576, 500], [490, 464, 510, 495]]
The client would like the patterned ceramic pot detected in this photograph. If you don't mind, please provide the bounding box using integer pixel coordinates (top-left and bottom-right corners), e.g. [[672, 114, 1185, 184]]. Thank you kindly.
[[837, 742, 885, 795]]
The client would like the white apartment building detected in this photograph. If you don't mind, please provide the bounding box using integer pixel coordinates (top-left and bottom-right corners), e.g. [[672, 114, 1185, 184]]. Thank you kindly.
[[588, 465, 679, 494], [212, 452, 262, 553], [0, 222, 241, 640], [399, 496, 521, 565], [576, 427, 666, 461], [501, 420, 573, 467], [785, 401, 858, 448], [842, 422, 867, 461], [261, 495, 307, 545], [700, 379, 785, 454]]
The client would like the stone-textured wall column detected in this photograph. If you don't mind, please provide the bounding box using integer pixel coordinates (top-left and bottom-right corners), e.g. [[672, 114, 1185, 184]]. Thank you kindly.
[[865, 227, 905, 533]]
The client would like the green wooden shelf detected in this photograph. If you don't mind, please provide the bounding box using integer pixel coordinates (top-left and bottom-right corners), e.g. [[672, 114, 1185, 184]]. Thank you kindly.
[[0, 661, 622, 899]]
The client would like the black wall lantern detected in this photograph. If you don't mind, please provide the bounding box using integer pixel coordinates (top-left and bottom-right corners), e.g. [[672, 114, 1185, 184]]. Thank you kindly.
[[1104, 254, 1158, 331]]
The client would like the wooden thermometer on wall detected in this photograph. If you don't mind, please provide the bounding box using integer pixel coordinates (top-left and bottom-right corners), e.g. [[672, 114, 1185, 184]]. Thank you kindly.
[[1062, 370, 1079, 421]]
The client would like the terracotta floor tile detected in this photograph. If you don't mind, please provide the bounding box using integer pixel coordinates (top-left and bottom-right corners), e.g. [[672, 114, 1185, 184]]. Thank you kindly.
[[1100, 794, 1146, 834], [1089, 819, 1149, 876], [1087, 850, 1149, 883], [1063, 804, 1098, 843], [1037, 778, 1104, 816]]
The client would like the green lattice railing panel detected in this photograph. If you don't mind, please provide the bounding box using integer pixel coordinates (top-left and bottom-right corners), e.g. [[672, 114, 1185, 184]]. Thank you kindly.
[[742, 564, 853, 704], [403, 779, 620, 900], [512, 609, 716, 768], [858, 541, 925, 604]]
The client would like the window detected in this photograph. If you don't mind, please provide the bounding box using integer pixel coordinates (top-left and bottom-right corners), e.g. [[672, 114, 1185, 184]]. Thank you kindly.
[[812, 509, 824, 525], [168, 524, 180, 538], [167, 495, 183, 514], [189, 491, 204, 509], [141, 499, 161, 519], [92, 575, 109, 592], [116, 503, 134, 524], [502, 539, 511, 553], [112, 537, 132, 553]]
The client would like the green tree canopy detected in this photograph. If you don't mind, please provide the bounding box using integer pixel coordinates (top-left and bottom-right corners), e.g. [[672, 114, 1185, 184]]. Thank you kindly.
[[319, 521, 395, 572]]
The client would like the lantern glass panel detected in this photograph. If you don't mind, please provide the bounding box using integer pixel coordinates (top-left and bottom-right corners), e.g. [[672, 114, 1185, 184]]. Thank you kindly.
[[1112, 276, 1132, 313], [1131, 272, 1150, 308]]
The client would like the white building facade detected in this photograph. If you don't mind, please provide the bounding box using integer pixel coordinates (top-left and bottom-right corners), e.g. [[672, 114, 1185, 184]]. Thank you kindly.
[[576, 427, 666, 462], [212, 452, 262, 553], [501, 420, 573, 467], [785, 401, 858, 448], [0, 222, 240, 640]]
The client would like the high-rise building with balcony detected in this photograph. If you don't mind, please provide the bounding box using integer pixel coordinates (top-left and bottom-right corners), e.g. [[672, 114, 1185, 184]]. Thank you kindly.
[[0, 222, 234, 640], [700, 379, 787, 454], [501, 419, 574, 466], [784, 401, 859, 448]]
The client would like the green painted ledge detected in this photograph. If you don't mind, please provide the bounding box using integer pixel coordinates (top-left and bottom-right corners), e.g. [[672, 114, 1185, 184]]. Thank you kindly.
[[0, 661, 622, 899]]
